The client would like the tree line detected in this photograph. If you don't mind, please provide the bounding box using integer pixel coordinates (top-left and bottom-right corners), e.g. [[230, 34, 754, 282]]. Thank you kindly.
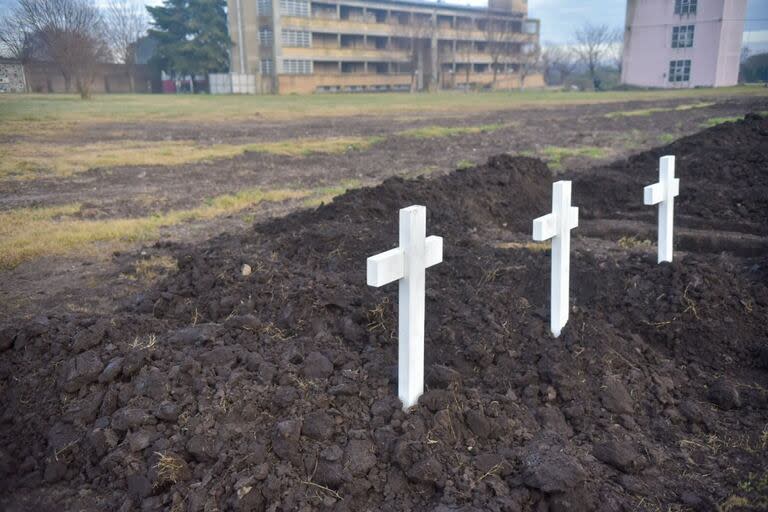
[[0, 0, 230, 98], [541, 24, 623, 91]]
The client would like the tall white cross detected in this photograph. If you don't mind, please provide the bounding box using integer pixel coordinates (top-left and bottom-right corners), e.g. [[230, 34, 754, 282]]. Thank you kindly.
[[644, 155, 679, 263], [366, 205, 443, 410], [532, 181, 579, 338]]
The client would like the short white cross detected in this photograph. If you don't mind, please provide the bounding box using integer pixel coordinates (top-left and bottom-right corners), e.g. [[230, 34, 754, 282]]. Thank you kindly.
[[532, 181, 579, 338], [366, 205, 443, 410], [644, 155, 679, 263]]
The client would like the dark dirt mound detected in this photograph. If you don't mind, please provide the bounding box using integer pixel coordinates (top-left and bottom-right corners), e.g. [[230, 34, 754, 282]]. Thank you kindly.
[[263, 153, 551, 233], [1, 119, 768, 512], [573, 112, 768, 235]]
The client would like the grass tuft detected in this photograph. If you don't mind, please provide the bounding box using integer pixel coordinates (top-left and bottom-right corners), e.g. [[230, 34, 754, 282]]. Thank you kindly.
[[301, 179, 362, 208], [701, 111, 768, 128], [456, 159, 475, 170], [605, 101, 715, 118], [495, 241, 551, 251], [154, 452, 188, 486], [398, 123, 505, 139], [537, 146, 607, 170], [657, 133, 677, 145], [618, 236, 652, 249]]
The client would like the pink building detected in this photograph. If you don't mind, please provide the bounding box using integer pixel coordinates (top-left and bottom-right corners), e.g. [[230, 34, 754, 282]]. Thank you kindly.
[[621, 0, 747, 88]]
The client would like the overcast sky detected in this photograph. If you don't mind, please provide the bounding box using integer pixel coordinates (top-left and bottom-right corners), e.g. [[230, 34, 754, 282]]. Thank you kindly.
[[1, 0, 767, 52]]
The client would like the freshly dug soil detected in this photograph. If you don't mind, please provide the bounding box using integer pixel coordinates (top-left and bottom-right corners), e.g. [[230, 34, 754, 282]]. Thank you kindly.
[[573, 112, 768, 235], [1, 116, 767, 511]]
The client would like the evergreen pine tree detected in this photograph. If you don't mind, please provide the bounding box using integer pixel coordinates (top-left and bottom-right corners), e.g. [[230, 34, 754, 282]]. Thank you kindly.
[[147, 0, 230, 84]]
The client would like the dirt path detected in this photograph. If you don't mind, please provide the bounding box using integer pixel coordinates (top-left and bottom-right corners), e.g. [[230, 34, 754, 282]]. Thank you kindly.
[[1, 95, 767, 323]]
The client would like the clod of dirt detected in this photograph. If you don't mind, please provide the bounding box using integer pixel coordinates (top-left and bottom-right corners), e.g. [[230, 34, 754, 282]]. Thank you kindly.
[[301, 411, 334, 441], [600, 376, 634, 414], [57, 350, 104, 392], [301, 351, 334, 379], [707, 378, 742, 410], [522, 439, 586, 493], [593, 439, 646, 474]]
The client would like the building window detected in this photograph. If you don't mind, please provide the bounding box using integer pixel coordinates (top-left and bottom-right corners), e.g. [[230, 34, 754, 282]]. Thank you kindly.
[[261, 59, 274, 75], [523, 21, 537, 34], [674, 0, 697, 15], [257, 0, 271, 15], [280, 0, 309, 17], [281, 29, 311, 47], [671, 25, 694, 48], [283, 59, 312, 74], [668, 59, 691, 82], [259, 27, 273, 46]]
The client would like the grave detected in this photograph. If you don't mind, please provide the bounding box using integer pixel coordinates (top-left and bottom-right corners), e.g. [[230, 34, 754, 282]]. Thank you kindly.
[[644, 155, 679, 263], [366, 205, 443, 409], [532, 181, 579, 337]]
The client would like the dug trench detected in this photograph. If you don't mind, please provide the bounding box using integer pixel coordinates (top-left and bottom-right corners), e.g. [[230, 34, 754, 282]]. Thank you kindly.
[[1, 115, 767, 511]]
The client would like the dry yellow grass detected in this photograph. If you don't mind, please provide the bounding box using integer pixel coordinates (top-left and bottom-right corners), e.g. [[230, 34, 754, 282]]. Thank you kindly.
[[0, 187, 307, 269], [397, 123, 506, 139], [126, 255, 179, 282], [495, 241, 551, 251], [1, 121, 516, 180], [0, 137, 380, 180], [604, 101, 715, 118], [0, 179, 367, 269]]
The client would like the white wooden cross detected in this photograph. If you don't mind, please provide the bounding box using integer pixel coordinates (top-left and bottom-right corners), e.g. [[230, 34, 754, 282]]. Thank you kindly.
[[367, 205, 443, 410], [532, 181, 579, 338], [644, 155, 679, 263]]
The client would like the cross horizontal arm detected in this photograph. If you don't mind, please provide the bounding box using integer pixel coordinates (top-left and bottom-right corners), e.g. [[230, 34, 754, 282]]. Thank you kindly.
[[569, 207, 579, 230], [533, 213, 557, 241], [367, 247, 405, 287], [644, 183, 664, 205], [425, 236, 443, 269]]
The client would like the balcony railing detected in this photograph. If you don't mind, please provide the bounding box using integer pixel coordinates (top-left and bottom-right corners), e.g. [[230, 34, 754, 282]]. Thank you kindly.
[[282, 16, 538, 41], [282, 46, 410, 61]]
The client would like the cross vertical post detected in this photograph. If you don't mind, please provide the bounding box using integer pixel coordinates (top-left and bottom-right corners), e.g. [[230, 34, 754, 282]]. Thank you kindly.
[[644, 155, 680, 263], [532, 181, 579, 338], [366, 205, 443, 410]]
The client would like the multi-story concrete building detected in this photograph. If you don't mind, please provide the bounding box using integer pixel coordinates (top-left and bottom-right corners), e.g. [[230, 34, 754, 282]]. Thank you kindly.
[[225, 0, 542, 94], [621, 0, 747, 88]]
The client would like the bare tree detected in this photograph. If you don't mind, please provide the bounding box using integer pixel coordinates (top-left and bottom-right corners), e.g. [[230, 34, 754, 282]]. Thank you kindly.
[[607, 28, 624, 74], [104, 0, 147, 92], [518, 42, 540, 89], [542, 44, 577, 86], [404, 13, 433, 92], [572, 23, 621, 90], [452, 23, 472, 90], [6, 0, 109, 98], [483, 14, 513, 89]]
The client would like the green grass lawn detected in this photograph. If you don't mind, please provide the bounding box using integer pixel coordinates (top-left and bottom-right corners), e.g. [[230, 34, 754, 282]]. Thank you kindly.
[[2, 86, 767, 127]]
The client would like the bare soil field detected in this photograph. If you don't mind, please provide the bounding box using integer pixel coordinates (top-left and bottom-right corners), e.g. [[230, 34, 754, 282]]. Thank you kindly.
[[1, 91, 768, 323], [0, 91, 767, 511]]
